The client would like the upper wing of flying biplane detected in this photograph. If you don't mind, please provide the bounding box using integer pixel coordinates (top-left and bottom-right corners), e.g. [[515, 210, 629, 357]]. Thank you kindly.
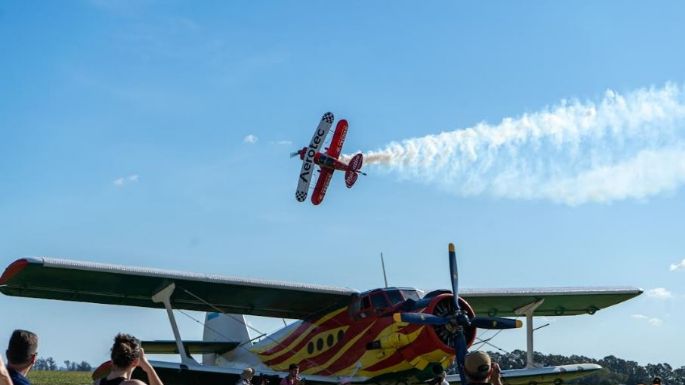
[[326, 119, 348, 158], [0, 258, 640, 318]]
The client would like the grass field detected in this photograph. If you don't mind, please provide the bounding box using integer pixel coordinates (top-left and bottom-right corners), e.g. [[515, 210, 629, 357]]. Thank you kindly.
[[28, 371, 92, 385]]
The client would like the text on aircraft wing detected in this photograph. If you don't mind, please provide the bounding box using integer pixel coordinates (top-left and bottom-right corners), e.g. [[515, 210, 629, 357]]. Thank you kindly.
[[0, 257, 356, 319], [460, 287, 643, 316], [296, 112, 334, 202]]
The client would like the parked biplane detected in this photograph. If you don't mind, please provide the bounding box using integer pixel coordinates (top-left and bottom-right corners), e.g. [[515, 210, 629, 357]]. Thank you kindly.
[[0, 244, 641, 385], [293, 112, 365, 205]]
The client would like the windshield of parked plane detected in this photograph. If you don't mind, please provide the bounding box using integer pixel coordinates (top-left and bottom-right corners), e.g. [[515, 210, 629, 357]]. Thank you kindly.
[[386, 289, 404, 305], [401, 290, 421, 301], [371, 292, 389, 309]]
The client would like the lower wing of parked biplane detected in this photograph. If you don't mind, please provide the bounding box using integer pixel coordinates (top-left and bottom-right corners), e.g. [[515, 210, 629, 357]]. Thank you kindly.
[[0, 257, 641, 385], [121, 360, 602, 385]]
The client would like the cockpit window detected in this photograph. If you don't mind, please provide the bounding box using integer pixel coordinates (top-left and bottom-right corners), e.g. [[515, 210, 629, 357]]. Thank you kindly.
[[362, 295, 371, 309], [401, 290, 420, 301], [371, 292, 389, 310], [386, 290, 404, 305]]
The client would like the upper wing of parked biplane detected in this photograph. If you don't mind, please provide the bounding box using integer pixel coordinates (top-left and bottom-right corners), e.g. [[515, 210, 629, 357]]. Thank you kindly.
[[0, 258, 641, 319], [460, 286, 642, 316], [0, 257, 356, 319]]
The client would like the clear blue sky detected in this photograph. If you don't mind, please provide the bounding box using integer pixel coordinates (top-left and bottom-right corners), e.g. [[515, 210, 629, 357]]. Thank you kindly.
[[1, 0, 684, 369]]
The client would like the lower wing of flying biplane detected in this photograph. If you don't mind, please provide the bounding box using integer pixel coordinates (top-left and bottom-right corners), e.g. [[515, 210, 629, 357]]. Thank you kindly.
[[0, 257, 641, 385]]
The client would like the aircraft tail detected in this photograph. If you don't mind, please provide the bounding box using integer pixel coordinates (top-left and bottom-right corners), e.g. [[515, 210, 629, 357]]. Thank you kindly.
[[345, 153, 363, 188], [345, 170, 359, 188], [348, 153, 363, 171], [202, 312, 252, 365]]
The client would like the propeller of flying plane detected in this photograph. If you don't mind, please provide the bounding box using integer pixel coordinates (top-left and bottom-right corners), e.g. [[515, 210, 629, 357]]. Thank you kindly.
[[395, 243, 521, 384]]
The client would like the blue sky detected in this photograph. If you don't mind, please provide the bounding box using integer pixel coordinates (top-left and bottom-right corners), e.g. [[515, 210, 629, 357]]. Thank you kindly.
[[1, 0, 684, 369]]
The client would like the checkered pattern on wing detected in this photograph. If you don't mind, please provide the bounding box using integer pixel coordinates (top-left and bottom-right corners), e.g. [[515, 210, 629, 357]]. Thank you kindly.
[[323, 112, 334, 124], [296, 191, 307, 202]]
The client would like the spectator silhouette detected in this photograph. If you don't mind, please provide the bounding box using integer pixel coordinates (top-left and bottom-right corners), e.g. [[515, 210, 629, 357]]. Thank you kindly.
[[94, 333, 163, 385]]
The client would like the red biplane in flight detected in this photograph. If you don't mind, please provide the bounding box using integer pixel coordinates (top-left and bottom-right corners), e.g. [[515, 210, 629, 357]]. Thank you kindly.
[[292, 112, 365, 205], [0, 244, 642, 385]]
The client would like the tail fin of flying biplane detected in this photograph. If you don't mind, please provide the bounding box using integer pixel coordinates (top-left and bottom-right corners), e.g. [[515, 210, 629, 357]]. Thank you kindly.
[[345, 171, 358, 188], [348, 153, 363, 171], [345, 153, 364, 188], [202, 312, 252, 365]]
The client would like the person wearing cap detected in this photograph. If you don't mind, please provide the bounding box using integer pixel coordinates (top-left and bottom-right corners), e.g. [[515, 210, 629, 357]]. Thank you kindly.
[[5, 329, 39, 385], [280, 364, 303, 385], [237, 368, 255, 385], [463, 351, 503, 385], [652, 376, 662, 385]]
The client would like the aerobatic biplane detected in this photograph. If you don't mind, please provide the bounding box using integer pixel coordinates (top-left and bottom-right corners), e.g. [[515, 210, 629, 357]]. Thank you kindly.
[[0, 244, 641, 385], [292, 112, 365, 205]]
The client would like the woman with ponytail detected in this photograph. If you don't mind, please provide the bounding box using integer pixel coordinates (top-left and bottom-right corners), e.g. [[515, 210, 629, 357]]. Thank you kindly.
[[95, 333, 163, 385]]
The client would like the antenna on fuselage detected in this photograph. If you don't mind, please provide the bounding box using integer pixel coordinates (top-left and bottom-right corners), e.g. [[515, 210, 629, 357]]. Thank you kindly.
[[380, 252, 388, 288]]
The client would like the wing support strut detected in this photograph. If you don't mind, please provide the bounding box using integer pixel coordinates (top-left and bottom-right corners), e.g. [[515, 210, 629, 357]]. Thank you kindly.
[[514, 298, 545, 369], [152, 283, 196, 366]]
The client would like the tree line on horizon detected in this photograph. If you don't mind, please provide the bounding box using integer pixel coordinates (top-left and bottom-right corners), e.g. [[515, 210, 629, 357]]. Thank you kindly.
[[32, 357, 92, 372], [484, 350, 682, 385]]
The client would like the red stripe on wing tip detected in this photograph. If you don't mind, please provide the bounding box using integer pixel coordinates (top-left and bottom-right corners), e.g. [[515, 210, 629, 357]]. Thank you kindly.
[[0, 258, 30, 285]]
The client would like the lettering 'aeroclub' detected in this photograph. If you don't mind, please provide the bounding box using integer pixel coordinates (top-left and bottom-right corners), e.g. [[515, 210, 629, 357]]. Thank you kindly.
[[295, 112, 334, 202]]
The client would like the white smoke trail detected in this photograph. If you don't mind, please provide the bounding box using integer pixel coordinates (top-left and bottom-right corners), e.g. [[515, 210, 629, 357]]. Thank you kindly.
[[361, 83, 685, 205]]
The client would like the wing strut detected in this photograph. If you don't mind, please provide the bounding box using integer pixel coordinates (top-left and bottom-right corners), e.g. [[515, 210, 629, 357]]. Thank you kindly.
[[514, 299, 545, 368], [152, 283, 197, 367]]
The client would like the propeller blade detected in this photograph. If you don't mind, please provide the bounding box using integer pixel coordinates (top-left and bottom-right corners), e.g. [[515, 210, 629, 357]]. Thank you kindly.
[[290, 151, 300, 158], [448, 243, 460, 312], [393, 312, 448, 326], [453, 329, 468, 385], [471, 316, 523, 329]]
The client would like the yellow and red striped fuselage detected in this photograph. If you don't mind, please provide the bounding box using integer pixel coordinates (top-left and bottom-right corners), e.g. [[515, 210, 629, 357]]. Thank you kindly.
[[251, 290, 476, 382]]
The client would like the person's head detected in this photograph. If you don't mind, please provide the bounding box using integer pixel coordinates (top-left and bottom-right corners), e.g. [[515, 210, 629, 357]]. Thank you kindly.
[[653, 377, 662, 385], [464, 351, 492, 382], [242, 368, 255, 380], [288, 364, 299, 376], [6, 329, 38, 369], [110, 333, 141, 370]]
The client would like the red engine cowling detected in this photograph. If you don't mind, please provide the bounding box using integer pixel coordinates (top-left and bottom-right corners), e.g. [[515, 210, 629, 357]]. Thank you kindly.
[[424, 293, 477, 351]]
